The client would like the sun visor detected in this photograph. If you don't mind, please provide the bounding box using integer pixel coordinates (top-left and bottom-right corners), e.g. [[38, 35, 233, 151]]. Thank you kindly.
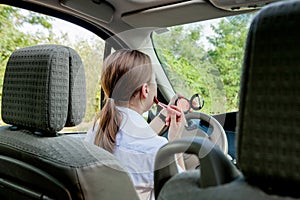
[[60, 0, 114, 23], [209, 0, 282, 11], [122, 0, 246, 28]]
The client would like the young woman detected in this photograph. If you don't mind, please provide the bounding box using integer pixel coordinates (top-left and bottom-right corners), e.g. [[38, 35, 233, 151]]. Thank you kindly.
[[85, 49, 185, 200]]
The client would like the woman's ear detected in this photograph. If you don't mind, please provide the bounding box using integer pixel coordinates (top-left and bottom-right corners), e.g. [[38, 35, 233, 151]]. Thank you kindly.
[[141, 83, 149, 99]]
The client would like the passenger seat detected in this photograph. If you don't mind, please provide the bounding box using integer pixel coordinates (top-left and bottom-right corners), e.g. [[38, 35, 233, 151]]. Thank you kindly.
[[0, 44, 139, 200]]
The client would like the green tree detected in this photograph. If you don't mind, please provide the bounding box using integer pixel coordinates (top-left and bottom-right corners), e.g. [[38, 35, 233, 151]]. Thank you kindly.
[[207, 14, 254, 110], [153, 26, 205, 95], [153, 25, 225, 114], [153, 13, 255, 113], [0, 6, 51, 63]]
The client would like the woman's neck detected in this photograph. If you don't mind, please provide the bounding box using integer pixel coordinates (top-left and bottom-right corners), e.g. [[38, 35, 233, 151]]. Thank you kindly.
[[128, 96, 144, 115]]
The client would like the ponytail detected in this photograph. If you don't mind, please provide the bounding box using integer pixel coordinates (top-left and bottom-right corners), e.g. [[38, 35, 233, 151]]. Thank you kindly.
[[94, 49, 152, 153], [94, 98, 122, 153]]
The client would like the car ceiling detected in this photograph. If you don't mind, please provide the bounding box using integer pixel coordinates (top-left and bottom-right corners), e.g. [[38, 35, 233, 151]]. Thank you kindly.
[[1, 0, 280, 37]]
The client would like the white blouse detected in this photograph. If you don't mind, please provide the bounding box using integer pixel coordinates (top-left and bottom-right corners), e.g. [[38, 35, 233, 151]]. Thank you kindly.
[[84, 107, 168, 200]]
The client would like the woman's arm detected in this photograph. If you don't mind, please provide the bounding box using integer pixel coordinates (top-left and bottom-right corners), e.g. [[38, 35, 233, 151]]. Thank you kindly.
[[149, 108, 168, 134], [166, 105, 186, 171]]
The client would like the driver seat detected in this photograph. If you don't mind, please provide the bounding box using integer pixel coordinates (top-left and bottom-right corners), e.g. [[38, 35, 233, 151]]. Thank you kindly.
[[0, 44, 139, 199], [154, 0, 300, 199]]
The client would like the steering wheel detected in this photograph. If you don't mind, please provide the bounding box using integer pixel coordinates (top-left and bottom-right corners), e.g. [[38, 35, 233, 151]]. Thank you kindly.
[[180, 112, 228, 169], [154, 137, 240, 199]]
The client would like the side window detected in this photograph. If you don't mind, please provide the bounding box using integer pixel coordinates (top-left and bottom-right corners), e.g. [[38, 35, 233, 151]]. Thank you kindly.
[[0, 5, 104, 132]]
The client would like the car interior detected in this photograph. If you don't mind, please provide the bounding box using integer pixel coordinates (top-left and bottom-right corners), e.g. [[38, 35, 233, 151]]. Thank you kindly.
[[0, 0, 298, 199]]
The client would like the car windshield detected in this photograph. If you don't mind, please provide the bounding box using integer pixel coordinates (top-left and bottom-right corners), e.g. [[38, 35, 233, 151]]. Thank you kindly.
[[152, 13, 256, 115]]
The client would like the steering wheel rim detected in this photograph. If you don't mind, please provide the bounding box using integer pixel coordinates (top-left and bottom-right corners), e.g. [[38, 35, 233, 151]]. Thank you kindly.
[[154, 138, 240, 199], [184, 112, 228, 155]]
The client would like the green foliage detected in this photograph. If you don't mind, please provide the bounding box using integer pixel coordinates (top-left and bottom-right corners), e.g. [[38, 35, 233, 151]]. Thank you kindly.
[[153, 13, 255, 114], [207, 14, 254, 110], [153, 25, 226, 114], [0, 5, 52, 66], [26, 15, 52, 29]]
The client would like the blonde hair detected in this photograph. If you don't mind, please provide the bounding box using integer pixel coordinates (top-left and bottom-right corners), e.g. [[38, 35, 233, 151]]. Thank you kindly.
[[94, 49, 152, 152]]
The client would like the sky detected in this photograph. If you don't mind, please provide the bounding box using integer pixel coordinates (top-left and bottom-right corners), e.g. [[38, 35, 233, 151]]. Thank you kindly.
[[21, 12, 98, 44], [51, 18, 97, 41]]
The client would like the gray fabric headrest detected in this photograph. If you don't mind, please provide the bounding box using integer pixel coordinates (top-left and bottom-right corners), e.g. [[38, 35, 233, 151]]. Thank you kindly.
[[1, 45, 86, 135], [238, 0, 300, 186]]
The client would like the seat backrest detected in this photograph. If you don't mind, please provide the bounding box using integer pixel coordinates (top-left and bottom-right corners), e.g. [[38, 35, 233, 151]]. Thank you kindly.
[[0, 44, 139, 200], [237, 0, 300, 197]]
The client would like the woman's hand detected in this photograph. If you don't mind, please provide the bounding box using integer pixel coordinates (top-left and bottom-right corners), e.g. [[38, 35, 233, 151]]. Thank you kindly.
[[165, 105, 186, 171], [166, 105, 185, 141]]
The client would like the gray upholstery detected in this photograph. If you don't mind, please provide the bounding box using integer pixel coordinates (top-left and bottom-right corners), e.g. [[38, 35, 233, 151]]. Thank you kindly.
[[158, 171, 297, 200], [156, 0, 300, 199], [2, 45, 86, 134], [66, 47, 87, 127], [0, 45, 139, 200], [0, 127, 139, 199], [238, 0, 300, 195]]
